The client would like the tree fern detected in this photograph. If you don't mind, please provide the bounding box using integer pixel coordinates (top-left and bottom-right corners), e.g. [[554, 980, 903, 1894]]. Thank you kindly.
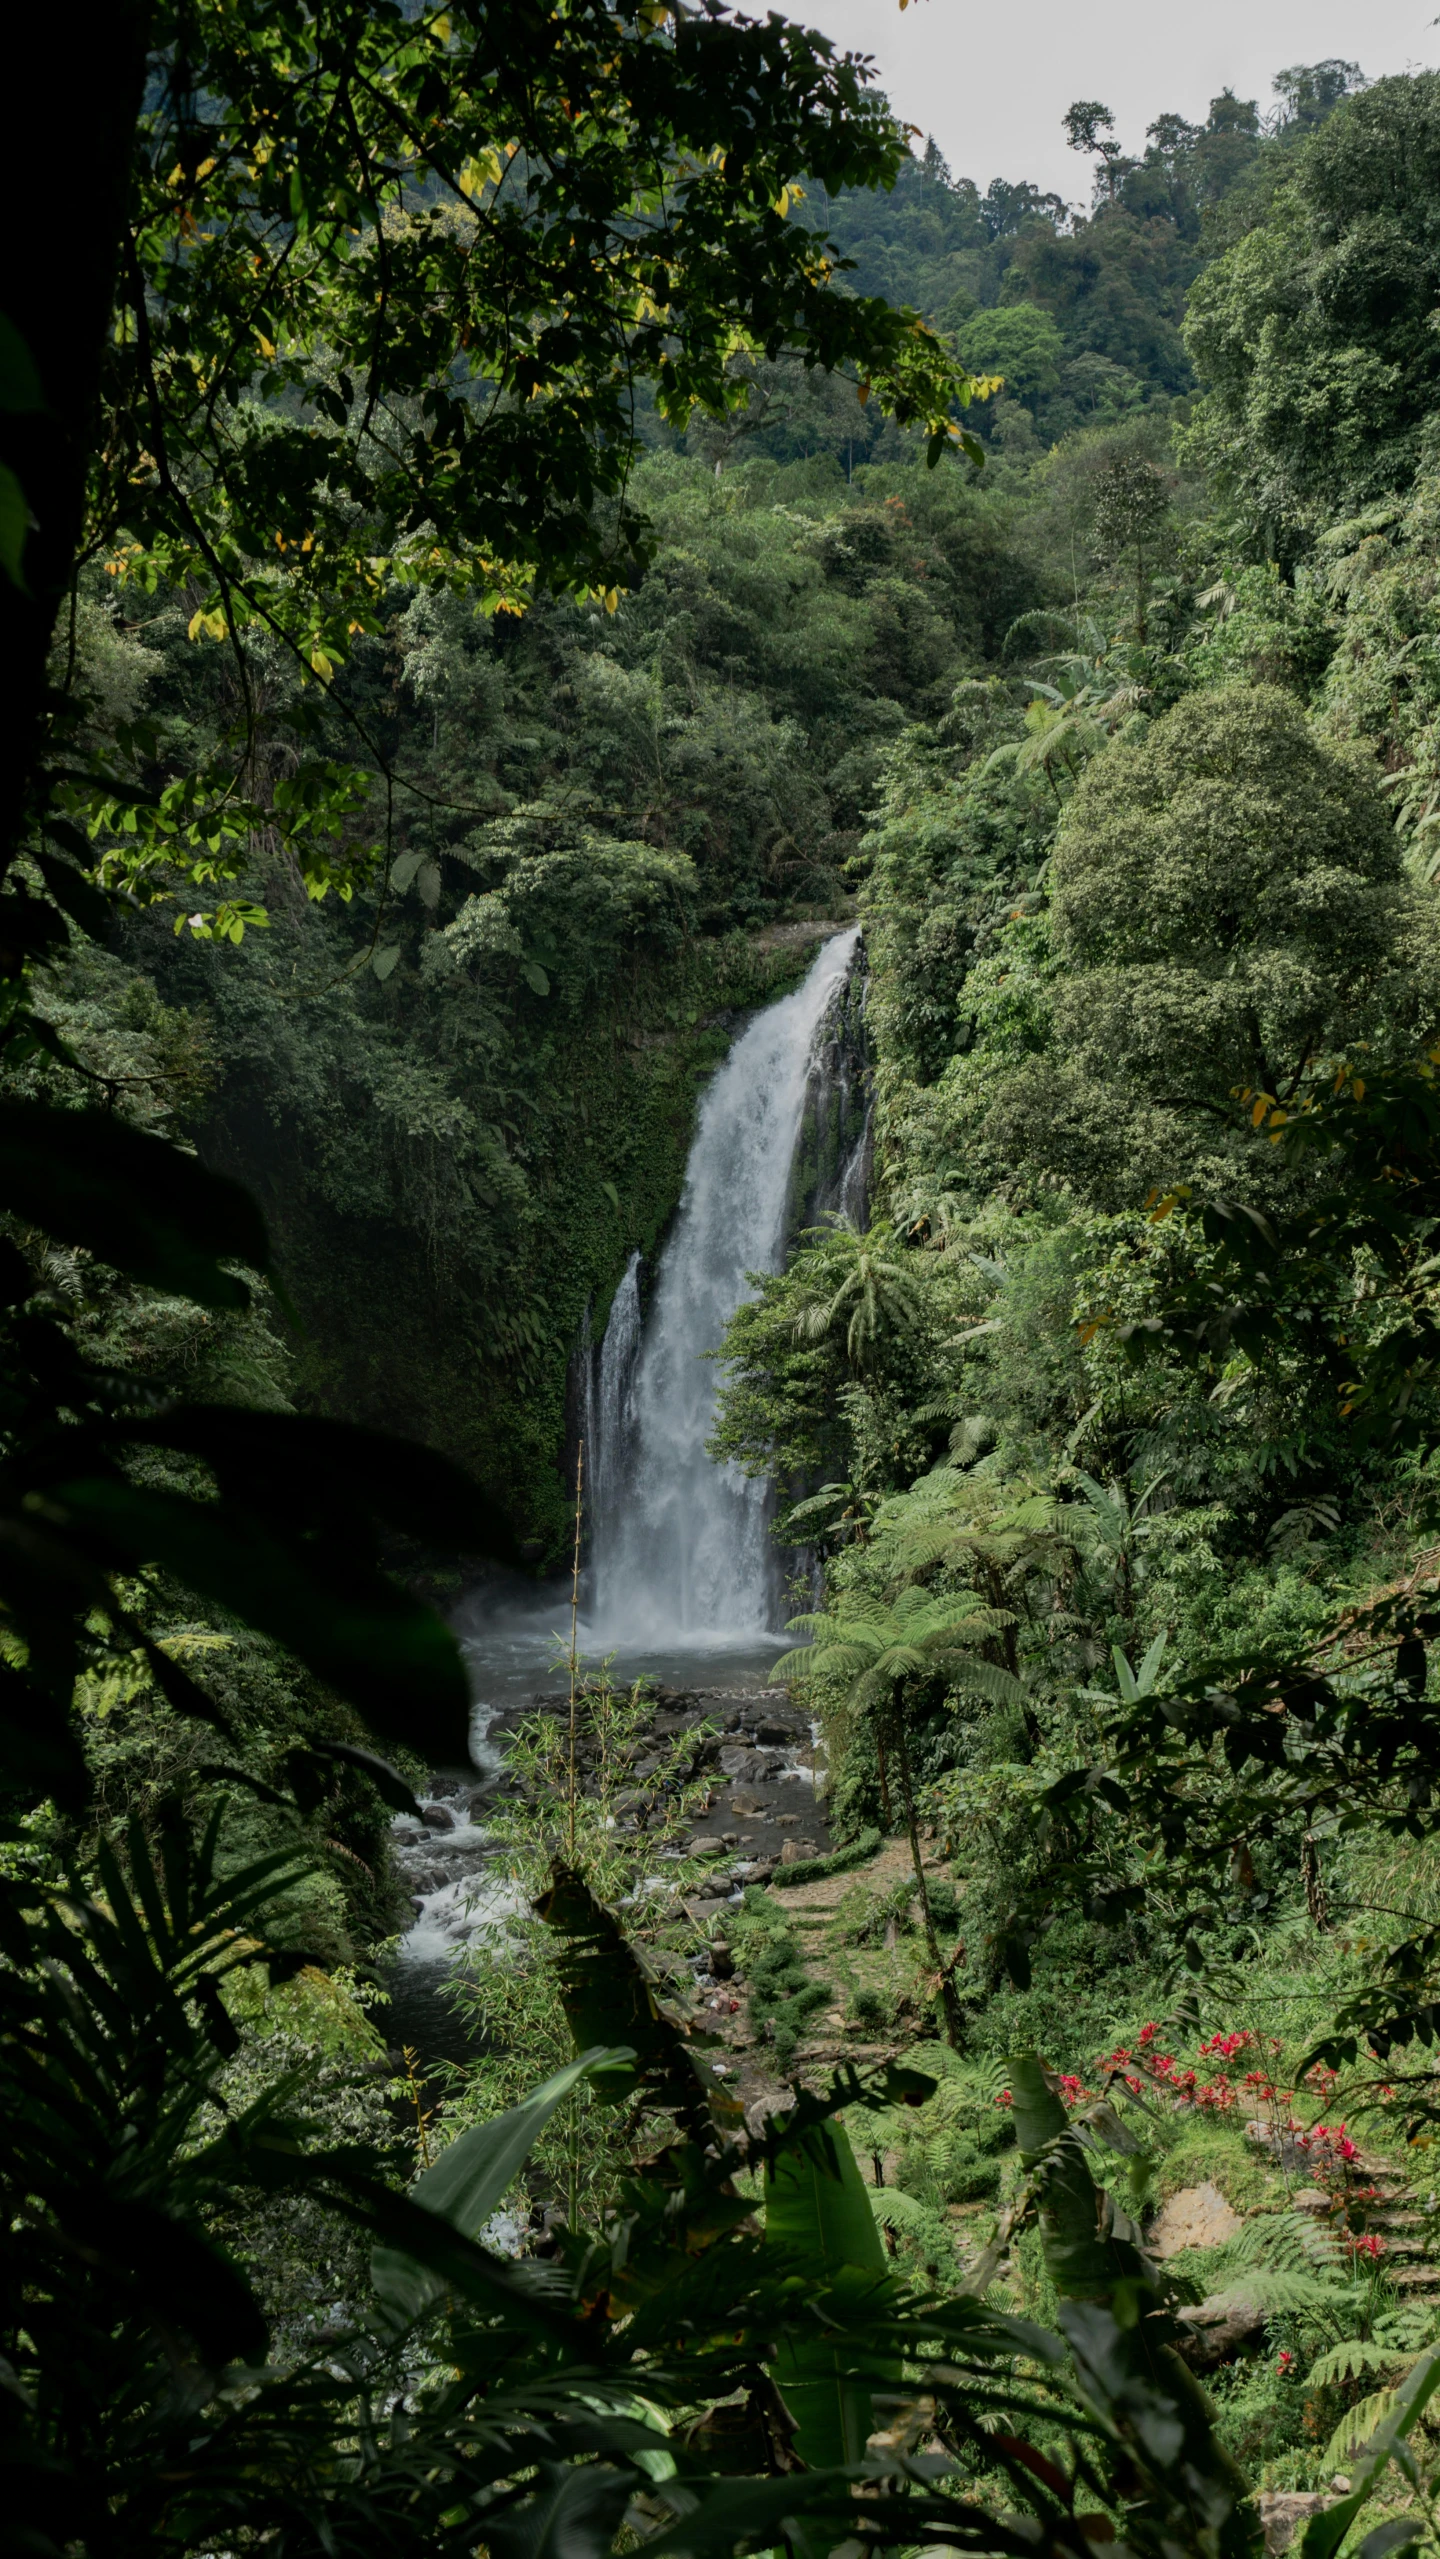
[[1309, 2338, 1404, 2389]]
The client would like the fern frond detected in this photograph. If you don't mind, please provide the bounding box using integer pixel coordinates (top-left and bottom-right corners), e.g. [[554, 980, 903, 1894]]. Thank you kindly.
[[1200, 2271, 1343, 2317], [870, 2187, 935, 2233], [1213, 2211, 1345, 2277], [945, 1658, 1027, 1708], [1323, 2385, 1402, 2472], [1309, 2338, 1403, 2390]]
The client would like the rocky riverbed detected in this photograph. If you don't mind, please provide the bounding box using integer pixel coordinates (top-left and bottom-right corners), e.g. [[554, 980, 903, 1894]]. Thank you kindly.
[[384, 1683, 831, 2058]]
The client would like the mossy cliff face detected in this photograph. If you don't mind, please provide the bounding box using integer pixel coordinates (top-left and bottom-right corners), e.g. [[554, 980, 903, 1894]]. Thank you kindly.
[[188, 887, 853, 1563]]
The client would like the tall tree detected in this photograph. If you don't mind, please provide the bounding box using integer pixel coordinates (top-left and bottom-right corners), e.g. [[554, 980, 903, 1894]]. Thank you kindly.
[[3, 0, 979, 935]]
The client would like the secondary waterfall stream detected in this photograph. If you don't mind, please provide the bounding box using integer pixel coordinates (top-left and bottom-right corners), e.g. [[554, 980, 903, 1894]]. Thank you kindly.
[[388, 927, 866, 2029]]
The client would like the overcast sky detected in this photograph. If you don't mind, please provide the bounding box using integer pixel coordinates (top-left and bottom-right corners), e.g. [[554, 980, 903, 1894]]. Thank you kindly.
[[797, 0, 1437, 205]]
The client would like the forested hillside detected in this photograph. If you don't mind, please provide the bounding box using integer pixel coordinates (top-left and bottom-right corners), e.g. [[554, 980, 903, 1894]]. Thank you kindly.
[[12, 14, 1440, 2556]]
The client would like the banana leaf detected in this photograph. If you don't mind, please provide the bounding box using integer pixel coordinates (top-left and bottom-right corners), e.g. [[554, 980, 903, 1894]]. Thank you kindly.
[[372, 2043, 631, 2326], [765, 2119, 899, 2466]]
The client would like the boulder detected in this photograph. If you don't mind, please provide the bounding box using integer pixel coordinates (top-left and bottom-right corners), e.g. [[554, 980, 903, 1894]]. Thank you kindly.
[[1173, 2294, 1265, 2370], [719, 1746, 770, 1781], [421, 1803, 455, 1832], [1256, 2495, 1335, 2555], [1149, 2182, 1243, 2258]]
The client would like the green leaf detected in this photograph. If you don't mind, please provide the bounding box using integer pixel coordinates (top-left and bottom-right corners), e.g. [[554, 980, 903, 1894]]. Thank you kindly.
[[34, 848, 112, 941], [0, 463, 30, 592], [601, 1180, 620, 1210], [48, 1478, 472, 1758], [67, 2195, 267, 2368], [1008, 2053, 1068, 2158], [0, 1661, 89, 1809], [537, 1867, 744, 2143], [1300, 2352, 1440, 2559], [0, 312, 44, 410], [389, 850, 423, 892], [481, 2460, 636, 2559], [128, 1406, 518, 1557], [0, 1101, 268, 1307], [372, 944, 401, 980], [640, 2473, 850, 2559], [765, 2119, 897, 2466], [521, 958, 550, 995], [1356, 2524, 1427, 2559], [371, 2046, 632, 2325], [286, 1739, 422, 1817]]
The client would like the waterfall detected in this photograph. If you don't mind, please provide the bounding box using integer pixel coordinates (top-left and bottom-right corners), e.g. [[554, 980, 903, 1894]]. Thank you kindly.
[[590, 928, 861, 1646], [589, 1251, 641, 1524]]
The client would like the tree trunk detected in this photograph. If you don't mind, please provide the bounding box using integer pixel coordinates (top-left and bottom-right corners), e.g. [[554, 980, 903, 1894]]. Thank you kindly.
[[892, 1698, 962, 2051], [875, 1718, 893, 1830], [1, 5, 152, 876], [1302, 1831, 1330, 1932]]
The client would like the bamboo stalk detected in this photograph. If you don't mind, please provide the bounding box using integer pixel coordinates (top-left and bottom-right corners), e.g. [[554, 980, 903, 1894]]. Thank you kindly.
[[568, 1437, 584, 1861]]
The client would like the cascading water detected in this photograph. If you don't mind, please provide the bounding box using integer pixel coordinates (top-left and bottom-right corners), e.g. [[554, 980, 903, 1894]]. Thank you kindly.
[[390, 930, 865, 2036], [589, 927, 861, 1646], [588, 1251, 641, 1526]]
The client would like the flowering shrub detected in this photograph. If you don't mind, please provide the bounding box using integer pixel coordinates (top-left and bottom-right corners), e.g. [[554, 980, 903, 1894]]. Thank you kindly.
[[1097, 2023, 1290, 2118]]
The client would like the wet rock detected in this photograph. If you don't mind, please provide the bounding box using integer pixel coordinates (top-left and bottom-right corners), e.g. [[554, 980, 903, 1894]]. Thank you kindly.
[[709, 1941, 734, 1980], [682, 1893, 732, 1924], [393, 1821, 428, 1846], [422, 1803, 455, 1831], [719, 1746, 770, 1781], [1149, 2183, 1243, 2258]]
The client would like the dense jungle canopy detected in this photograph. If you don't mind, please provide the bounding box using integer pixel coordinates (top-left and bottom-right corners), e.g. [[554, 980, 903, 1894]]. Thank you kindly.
[[13, 12, 1440, 2559]]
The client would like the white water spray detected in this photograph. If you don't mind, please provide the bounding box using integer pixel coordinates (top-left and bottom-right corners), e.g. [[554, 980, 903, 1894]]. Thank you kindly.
[[590, 928, 860, 1645]]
